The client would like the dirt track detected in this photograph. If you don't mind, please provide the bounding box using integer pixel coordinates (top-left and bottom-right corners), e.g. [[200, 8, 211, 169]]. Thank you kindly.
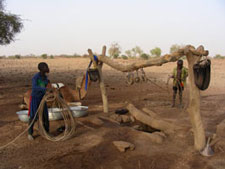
[[0, 58, 225, 169]]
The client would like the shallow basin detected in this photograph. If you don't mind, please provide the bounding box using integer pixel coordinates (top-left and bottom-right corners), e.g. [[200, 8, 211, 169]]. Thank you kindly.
[[16, 106, 88, 122], [70, 106, 88, 117]]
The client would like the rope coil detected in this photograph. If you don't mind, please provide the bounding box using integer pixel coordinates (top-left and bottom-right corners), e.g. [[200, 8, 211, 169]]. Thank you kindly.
[[38, 91, 76, 141], [0, 91, 76, 150]]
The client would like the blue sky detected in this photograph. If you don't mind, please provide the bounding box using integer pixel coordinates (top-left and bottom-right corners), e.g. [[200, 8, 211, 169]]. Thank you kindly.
[[1, 0, 225, 56]]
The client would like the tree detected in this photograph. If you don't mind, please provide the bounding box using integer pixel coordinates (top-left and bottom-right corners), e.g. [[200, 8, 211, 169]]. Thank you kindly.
[[131, 46, 143, 58], [150, 47, 161, 57], [214, 54, 225, 59], [140, 53, 149, 60], [108, 42, 121, 58], [41, 54, 48, 59], [0, 0, 23, 45], [170, 44, 185, 54], [125, 50, 132, 58], [121, 55, 128, 60]]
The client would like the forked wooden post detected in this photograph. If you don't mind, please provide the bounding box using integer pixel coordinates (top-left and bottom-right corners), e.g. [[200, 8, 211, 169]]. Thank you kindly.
[[98, 46, 109, 113], [185, 45, 208, 151], [88, 47, 109, 113]]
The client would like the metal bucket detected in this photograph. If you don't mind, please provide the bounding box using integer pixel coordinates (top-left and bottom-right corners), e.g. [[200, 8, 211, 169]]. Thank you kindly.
[[88, 68, 100, 82]]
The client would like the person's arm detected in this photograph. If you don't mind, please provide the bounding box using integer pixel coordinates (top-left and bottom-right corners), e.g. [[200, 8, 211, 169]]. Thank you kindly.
[[186, 68, 188, 77], [171, 68, 176, 78], [32, 75, 46, 93]]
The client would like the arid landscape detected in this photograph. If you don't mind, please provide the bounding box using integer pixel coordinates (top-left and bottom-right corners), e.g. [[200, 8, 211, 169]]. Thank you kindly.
[[0, 57, 225, 169]]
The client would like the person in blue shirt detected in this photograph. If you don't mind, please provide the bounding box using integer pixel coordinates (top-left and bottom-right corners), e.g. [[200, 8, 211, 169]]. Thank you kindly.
[[28, 62, 50, 140]]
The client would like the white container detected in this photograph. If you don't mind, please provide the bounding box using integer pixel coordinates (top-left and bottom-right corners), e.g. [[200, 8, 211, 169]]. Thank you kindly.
[[16, 106, 88, 122], [16, 110, 30, 123], [70, 106, 88, 117]]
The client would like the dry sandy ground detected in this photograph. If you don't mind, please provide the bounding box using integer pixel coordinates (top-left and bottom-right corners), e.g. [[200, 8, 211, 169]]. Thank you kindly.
[[0, 58, 225, 169]]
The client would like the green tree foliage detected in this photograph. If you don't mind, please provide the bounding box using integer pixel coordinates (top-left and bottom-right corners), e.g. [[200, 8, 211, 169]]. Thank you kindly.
[[121, 55, 128, 60], [150, 47, 161, 57], [125, 50, 132, 58], [140, 53, 149, 60], [170, 44, 184, 54], [15, 54, 21, 59], [131, 46, 143, 58], [41, 54, 48, 59], [0, 0, 23, 45], [113, 53, 119, 59], [214, 54, 225, 59], [108, 42, 121, 58]]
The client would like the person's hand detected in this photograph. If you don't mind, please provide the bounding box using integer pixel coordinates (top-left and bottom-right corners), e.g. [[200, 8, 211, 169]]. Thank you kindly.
[[46, 88, 53, 93]]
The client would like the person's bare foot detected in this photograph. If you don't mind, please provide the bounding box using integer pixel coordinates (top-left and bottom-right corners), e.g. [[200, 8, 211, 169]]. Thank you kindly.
[[28, 134, 34, 141]]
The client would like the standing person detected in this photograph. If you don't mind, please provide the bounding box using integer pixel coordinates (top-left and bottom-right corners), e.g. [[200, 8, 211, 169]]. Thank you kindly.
[[171, 59, 188, 108], [28, 62, 50, 140]]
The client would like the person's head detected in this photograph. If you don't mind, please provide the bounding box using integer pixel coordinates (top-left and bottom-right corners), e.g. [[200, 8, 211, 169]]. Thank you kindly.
[[38, 62, 49, 74], [177, 59, 183, 69]]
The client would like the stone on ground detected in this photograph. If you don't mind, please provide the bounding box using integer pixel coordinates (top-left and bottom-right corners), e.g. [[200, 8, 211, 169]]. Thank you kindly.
[[113, 141, 135, 152]]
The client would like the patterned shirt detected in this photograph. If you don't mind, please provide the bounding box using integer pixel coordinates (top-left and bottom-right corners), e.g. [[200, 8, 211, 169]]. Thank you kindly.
[[31, 72, 49, 98]]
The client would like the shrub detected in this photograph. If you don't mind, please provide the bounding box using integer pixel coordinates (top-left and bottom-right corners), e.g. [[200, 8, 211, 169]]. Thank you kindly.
[[150, 47, 161, 57], [113, 53, 119, 59], [140, 53, 149, 60], [41, 54, 47, 59], [15, 54, 21, 59], [50, 55, 54, 59], [73, 53, 81, 58], [121, 55, 128, 60], [214, 54, 225, 59]]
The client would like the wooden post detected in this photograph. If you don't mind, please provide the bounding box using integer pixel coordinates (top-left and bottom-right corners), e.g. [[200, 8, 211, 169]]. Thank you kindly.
[[185, 45, 206, 151], [98, 46, 109, 113], [88, 47, 109, 113], [88, 49, 97, 69]]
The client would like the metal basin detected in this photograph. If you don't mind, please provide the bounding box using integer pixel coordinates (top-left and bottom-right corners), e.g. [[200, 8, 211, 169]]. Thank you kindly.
[[16, 106, 88, 122], [16, 108, 63, 123], [16, 110, 29, 123], [70, 106, 88, 117]]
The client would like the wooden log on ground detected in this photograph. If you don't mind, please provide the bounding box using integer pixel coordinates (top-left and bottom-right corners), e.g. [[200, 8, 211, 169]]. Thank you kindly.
[[127, 103, 180, 134], [142, 107, 158, 118]]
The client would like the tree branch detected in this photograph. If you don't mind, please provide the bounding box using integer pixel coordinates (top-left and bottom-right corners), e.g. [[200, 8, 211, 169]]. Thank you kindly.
[[95, 45, 208, 72]]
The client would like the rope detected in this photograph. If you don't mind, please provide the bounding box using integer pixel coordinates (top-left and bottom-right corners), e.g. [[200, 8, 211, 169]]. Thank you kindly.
[[0, 105, 39, 150], [38, 91, 76, 141], [0, 91, 76, 150], [145, 77, 169, 93]]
